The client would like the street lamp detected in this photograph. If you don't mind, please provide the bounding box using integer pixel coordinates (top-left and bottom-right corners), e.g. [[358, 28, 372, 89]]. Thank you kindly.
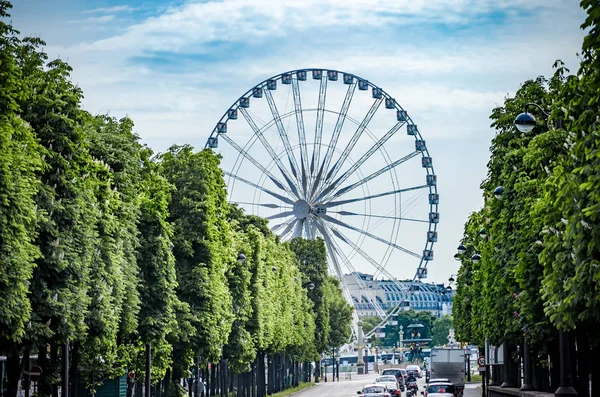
[[453, 253, 461, 261], [514, 103, 549, 133], [514, 112, 536, 133], [237, 253, 246, 263], [457, 244, 467, 254], [494, 186, 504, 200], [471, 254, 481, 264], [302, 281, 315, 290], [448, 274, 458, 283], [479, 228, 486, 239]]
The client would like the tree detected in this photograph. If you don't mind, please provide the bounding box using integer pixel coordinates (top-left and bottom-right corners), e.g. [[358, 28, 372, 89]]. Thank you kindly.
[[158, 145, 234, 379], [132, 157, 178, 383], [324, 277, 353, 349], [0, 0, 43, 343], [431, 316, 453, 347], [0, 5, 44, 395], [289, 237, 331, 354]]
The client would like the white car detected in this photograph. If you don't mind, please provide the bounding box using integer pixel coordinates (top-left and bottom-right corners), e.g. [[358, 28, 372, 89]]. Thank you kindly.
[[405, 364, 422, 378], [357, 384, 391, 397], [423, 382, 456, 397], [375, 375, 401, 396]]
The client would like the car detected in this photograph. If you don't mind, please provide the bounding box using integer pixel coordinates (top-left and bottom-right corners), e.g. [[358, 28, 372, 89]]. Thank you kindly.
[[421, 382, 456, 397], [381, 368, 402, 380], [357, 384, 391, 397], [375, 375, 402, 396], [406, 364, 422, 378]]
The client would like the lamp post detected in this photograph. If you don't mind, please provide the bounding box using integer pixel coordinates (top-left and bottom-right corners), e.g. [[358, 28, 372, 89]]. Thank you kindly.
[[357, 322, 365, 375], [398, 326, 404, 362]]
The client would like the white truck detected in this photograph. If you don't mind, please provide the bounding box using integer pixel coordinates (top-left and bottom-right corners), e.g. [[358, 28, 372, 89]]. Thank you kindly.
[[429, 348, 465, 397]]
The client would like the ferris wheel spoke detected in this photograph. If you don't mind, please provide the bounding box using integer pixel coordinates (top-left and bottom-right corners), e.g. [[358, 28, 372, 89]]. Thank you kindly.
[[327, 150, 420, 202], [239, 108, 302, 196], [223, 171, 295, 206], [304, 216, 312, 238], [325, 233, 386, 317], [291, 78, 310, 197], [263, 89, 301, 180], [230, 201, 291, 209], [272, 217, 296, 234], [293, 218, 304, 238], [311, 76, 328, 176], [332, 211, 429, 223], [324, 184, 428, 208], [315, 219, 347, 281], [266, 211, 295, 220], [326, 224, 405, 284], [324, 97, 383, 184], [319, 213, 422, 259], [220, 134, 299, 199], [315, 120, 406, 202], [311, 82, 357, 200]]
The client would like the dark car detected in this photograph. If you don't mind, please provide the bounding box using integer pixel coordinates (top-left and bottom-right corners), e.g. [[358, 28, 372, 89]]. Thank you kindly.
[[380, 369, 406, 391]]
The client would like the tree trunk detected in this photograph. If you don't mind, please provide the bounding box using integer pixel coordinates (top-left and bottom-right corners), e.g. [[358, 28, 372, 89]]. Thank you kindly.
[[38, 345, 52, 397], [210, 364, 216, 397], [164, 368, 171, 397], [5, 347, 23, 397], [70, 343, 80, 397], [576, 332, 590, 397], [550, 334, 561, 392], [591, 342, 599, 397], [51, 342, 58, 397]]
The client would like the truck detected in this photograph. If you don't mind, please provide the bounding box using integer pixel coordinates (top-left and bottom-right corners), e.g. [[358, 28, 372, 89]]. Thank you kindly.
[[429, 348, 465, 397]]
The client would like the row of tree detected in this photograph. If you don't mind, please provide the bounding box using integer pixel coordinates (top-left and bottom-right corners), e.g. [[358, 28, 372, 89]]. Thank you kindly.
[[453, 1, 599, 394], [0, 2, 353, 396]]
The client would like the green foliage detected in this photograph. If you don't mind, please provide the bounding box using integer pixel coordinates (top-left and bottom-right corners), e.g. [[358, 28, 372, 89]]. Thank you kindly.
[[0, 3, 339, 393], [158, 145, 234, 366], [0, 3, 43, 342], [324, 277, 353, 349], [289, 237, 331, 353], [454, 1, 600, 350], [431, 316, 453, 347]]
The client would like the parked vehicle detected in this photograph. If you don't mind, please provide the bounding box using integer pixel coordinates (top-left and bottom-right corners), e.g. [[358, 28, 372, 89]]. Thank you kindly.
[[429, 348, 465, 397], [357, 384, 391, 397], [375, 375, 402, 396]]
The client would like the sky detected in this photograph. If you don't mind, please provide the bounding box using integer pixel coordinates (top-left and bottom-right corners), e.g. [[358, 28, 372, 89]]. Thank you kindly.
[[9, 0, 587, 287]]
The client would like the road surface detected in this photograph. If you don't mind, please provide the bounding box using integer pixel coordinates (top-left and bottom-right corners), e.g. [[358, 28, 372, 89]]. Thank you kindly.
[[293, 373, 482, 397], [294, 373, 431, 397]]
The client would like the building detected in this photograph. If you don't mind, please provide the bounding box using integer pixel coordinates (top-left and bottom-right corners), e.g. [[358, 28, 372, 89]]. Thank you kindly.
[[343, 272, 453, 318]]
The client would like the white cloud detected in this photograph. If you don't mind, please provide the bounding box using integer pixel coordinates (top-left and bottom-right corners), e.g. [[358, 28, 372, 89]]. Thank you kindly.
[[68, 15, 116, 24], [34, 0, 587, 283], [83, 5, 134, 14]]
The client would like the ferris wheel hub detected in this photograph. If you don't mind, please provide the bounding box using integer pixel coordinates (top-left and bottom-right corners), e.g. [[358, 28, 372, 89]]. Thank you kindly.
[[293, 199, 311, 219]]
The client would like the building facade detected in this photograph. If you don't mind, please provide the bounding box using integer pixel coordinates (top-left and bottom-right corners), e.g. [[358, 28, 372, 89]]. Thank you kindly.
[[343, 272, 453, 318]]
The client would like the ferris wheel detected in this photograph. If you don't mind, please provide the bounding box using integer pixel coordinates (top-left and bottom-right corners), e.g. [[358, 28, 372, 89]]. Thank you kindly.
[[206, 69, 439, 336]]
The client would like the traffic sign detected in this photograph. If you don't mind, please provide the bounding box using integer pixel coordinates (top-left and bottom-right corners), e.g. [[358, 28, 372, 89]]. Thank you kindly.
[[30, 365, 43, 382], [478, 356, 486, 371], [128, 371, 135, 379]]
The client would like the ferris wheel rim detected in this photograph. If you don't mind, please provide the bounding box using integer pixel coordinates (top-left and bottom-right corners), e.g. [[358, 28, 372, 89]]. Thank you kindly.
[[206, 68, 439, 333]]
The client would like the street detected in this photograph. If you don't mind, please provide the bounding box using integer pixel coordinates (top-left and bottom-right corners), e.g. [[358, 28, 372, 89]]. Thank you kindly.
[[293, 374, 482, 397]]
